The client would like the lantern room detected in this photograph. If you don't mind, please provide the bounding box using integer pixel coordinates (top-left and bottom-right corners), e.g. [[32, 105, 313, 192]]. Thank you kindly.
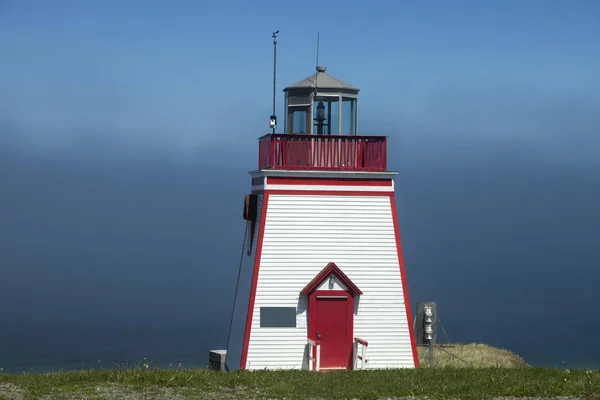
[[283, 66, 359, 135]]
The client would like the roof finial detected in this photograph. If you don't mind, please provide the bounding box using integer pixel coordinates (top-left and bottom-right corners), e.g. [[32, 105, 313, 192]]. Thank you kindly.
[[316, 66, 327, 73]]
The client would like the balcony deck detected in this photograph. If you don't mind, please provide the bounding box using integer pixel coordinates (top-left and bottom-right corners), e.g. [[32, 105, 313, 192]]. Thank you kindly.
[[258, 134, 387, 172]]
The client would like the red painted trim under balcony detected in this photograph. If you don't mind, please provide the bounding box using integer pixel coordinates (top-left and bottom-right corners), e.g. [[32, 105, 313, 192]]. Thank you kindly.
[[258, 134, 387, 172], [266, 177, 393, 186]]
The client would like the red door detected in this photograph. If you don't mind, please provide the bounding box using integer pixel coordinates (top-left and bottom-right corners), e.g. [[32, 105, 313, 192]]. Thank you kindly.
[[315, 297, 349, 369]]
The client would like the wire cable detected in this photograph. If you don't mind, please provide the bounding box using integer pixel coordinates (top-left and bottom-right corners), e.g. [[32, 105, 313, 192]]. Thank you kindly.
[[437, 315, 452, 345], [434, 345, 473, 366], [224, 221, 249, 372]]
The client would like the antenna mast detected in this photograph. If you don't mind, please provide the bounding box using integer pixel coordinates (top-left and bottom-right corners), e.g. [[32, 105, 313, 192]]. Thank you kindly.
[[269, 30, 279, 134], [314, 30, 320, 93], [316, 30, 320, 68]]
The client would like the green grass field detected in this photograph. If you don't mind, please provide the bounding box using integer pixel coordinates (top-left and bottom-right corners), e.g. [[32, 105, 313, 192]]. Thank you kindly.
[[0, 344, 598, 400]]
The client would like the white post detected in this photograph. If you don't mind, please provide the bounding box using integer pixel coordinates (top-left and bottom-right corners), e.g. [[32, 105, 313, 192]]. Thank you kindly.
[[315, 343, 321, 372], [308, 341, 314, 371], [353, 338, 368, 370], [361, 344, 366, 369]]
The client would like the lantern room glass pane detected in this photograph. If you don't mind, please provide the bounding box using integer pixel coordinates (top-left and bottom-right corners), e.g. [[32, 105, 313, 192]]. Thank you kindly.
[[342, 97, 357, 135], [330, 98, 339, 135], [313, 95, 339, 135], [288, 105, 308, 134], [293, 109, 308, 133]]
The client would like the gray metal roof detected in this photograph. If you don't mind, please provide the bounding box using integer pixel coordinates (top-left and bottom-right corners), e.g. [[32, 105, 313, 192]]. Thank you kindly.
[[283, 66, 359, 92]]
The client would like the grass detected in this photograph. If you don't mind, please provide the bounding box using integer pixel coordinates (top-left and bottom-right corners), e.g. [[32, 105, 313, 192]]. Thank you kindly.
[[417, 343, 529, 368], [1, 368, 599, 400], [0, 345, 598, 400]]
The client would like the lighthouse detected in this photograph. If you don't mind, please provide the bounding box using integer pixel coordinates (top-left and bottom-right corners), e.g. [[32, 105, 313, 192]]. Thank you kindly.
[[225, 66, 419, 371]]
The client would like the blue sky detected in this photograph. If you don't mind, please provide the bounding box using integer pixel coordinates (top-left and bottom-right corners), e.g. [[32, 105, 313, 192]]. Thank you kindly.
[[1, 0, 599, 164], [1, 0, 600, 370]]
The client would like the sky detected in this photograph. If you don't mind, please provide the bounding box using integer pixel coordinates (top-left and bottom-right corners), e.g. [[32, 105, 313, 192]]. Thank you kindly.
[[1, 0, 600, 371]]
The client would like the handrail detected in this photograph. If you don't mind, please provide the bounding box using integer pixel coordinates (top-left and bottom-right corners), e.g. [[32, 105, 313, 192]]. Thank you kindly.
[[259, 133, 388, 141], [353, 337, 368, 369], [307, 338, 321, 371]]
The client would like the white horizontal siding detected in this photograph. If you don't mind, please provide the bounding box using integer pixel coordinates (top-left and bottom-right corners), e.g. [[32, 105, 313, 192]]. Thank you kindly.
[[246, 194, 414, 370], [226, 195, 263, 371]]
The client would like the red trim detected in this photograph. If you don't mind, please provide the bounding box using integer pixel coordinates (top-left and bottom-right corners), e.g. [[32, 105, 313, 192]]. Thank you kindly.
[[265, 190, 394, 196], [300, 262, 362, 296], [260, 133, 387, 141], [240, 194, 270, 370], [267, 177, 392, 186], [308, 290, 355, 370], [389, 194, 420, 368], [354, 337, 368, 346]]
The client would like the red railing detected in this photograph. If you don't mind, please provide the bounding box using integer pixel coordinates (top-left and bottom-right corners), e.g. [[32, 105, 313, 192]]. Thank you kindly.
[[258, 134, 387, 171]]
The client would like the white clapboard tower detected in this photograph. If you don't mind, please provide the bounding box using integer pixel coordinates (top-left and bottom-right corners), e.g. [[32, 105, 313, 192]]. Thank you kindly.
[[226, 66, 419, 371]]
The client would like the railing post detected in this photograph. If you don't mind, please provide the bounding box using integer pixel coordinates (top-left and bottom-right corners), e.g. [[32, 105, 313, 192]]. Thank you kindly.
[[307, 338, 321, 372], [382, 138, 387, 170], [361, 344, 366, 369], [308, 341, 314, 371], [271, 135, 276, 169], [315, 342, 321, 372], [353, 338, 368, 370]]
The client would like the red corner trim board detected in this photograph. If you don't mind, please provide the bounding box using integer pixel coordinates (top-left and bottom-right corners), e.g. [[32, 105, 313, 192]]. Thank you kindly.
[[240, 194, 270, 369], [389, 194, 420, 368]]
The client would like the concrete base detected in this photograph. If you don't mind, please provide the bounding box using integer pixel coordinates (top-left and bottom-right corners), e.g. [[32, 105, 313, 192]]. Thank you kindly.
[[208, 350, 227, 371]]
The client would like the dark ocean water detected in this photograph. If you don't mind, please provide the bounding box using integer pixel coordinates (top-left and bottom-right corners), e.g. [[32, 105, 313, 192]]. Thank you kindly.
[[1, 144, 599, 373]]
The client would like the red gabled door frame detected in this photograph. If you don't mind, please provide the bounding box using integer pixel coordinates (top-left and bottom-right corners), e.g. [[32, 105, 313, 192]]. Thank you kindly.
[[308, 289, 355, 370], [301, 262, 363, 371]]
